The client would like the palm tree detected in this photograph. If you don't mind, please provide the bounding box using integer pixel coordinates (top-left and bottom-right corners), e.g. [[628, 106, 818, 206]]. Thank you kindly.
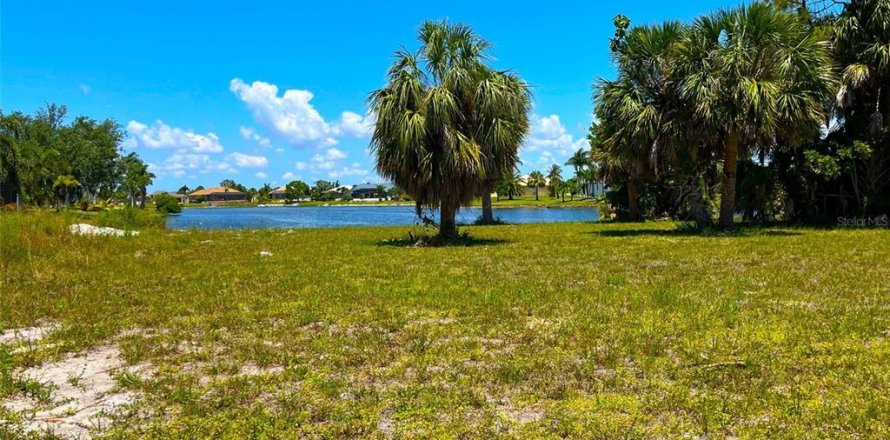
[[833, 0, 890, 214], [497, 172, 524, 201], [678, 3, 836, 227], [546, 165, 563, 198], [565, 148, 590, 175], [527, 170, 545, 201], [120, 153, 154, 208], [593, 20, 687, 220], [369, 20, 530, 239], [52, 174, 80, 207], [565, 178, 582, 201]]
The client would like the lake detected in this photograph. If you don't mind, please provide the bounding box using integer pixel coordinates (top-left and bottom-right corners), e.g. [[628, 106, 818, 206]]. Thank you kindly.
[[167, 206, 599, 229]]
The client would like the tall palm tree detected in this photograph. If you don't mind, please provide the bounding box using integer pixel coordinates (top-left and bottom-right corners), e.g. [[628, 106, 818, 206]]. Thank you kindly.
[[593, 21, 688, 220], [678, 3, 836, 227], [527, 170, 546, 201], [369, 20, 530, 239], [546, 164, 563, 198], [565, 148, 590, 175], [833, 0, 890, 214]]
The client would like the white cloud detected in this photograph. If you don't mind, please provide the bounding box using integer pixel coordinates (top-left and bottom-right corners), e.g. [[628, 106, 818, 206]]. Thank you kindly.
[[536, 151, 558, 168], [523, 114, 587, 158], [293, 148, 366, 179], [308, 148, 346, 171], [229, 78, 370, 148], [255, 172, 268, 180], [329, 164, 370, 178], [281, 172, 296, 180], [323, 148, 347, 160], [230, 78, 338, 147], [239, 126, 271, 148], [125, 120, 224, 153], [79, 83, 91, 95], [154, 153, 235, 178], [229, 152, 269, 168], [311, 157, 336, 170], [336, 111, 374, 138]]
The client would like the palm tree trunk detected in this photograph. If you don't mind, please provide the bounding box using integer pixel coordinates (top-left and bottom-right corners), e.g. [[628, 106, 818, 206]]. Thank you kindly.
[[534, 187, 539, 201], [719, 129, 739, 228], [140, 186, 147, 209], [439, 200, 459, 240], [627, 179, 641, 221], [687, 183, 713, 228], [480, 186, 495, 224]]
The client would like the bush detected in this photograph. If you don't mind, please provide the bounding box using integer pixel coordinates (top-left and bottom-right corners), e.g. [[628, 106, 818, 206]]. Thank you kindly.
[[153, 194, 182, 214], [96, 207, 166, 229]]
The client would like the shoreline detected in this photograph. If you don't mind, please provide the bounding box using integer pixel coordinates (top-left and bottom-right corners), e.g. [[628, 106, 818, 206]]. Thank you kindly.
[[182, 201, 599, 210]]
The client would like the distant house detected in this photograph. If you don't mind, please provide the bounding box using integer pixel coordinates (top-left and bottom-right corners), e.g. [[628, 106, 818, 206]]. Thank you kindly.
[[514, 175, 605, 198], [270, 186, 287, 200], [148, 190, 186, 203], [322, 186, 351, 199], [351, 183, 392, 199], [189, 186, 247, 202]]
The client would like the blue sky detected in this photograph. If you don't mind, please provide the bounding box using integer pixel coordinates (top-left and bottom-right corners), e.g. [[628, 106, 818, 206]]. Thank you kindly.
[[2, 0, 739, 191]]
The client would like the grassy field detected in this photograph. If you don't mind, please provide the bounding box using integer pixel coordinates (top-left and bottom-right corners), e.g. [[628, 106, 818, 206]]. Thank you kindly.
[[1, 213, 889, 438]]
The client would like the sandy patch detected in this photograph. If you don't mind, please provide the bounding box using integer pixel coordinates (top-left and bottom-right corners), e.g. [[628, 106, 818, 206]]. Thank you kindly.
[[2, 344, 149, 439], [0, 323, 60, 345]]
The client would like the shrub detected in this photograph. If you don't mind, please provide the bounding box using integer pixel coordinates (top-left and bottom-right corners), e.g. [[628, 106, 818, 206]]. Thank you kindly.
[[153, 194, 182, 214], [96, 207, 166, 229]]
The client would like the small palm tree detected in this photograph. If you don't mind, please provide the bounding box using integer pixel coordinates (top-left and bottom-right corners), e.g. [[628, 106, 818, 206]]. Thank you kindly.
[[527, 170, 546, 201], [52, 174, 80, 207], [565, 178, 582, 201], [546, 165, 563, 198], [497, 172, 524, 201]]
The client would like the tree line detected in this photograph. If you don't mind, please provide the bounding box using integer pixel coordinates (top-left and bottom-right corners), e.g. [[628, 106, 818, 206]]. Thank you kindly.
[[0, 104, 155, 209]]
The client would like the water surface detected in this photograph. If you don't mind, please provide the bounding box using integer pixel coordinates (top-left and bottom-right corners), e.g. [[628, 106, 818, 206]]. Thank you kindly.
[[167, 206, 599, 229]]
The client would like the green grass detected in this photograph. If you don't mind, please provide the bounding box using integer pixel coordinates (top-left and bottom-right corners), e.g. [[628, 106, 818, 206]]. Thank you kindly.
[[1, 212, 889, 438]]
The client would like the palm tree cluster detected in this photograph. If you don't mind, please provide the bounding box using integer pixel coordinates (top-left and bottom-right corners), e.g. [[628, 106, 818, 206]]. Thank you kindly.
[[369, 20, 531, 239], [594, 0, 890, 226]]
